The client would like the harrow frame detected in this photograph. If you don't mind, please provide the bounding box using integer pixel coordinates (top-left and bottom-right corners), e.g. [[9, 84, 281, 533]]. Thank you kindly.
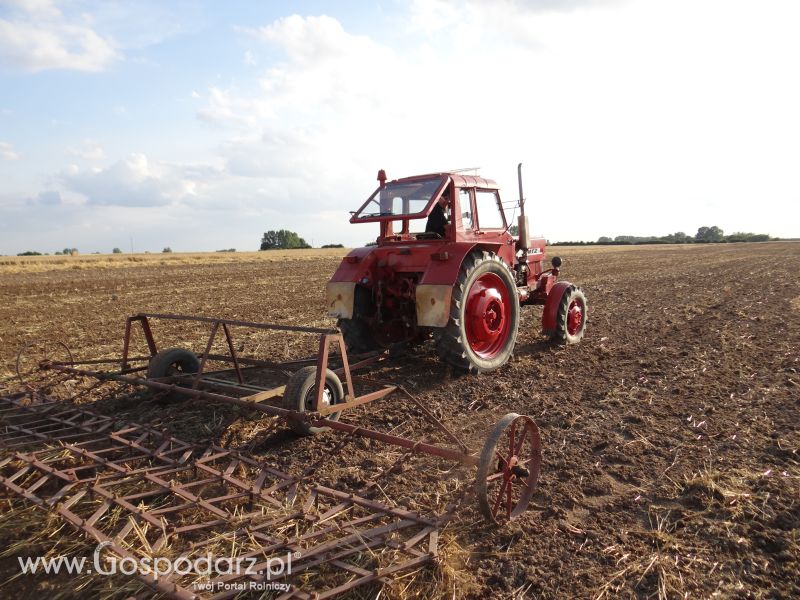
[[4, 312, 544, 597]]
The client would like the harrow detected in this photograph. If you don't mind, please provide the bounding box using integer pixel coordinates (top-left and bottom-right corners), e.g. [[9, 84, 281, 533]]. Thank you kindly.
[[2, 312, 543, 597]]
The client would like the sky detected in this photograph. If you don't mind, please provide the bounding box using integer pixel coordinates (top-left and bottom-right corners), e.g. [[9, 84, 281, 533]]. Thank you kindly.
[[0, 0, 798, 254]]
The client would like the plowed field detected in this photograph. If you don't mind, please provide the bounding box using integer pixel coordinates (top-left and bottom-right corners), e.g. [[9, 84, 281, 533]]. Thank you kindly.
[[1, 242, 798, 599]]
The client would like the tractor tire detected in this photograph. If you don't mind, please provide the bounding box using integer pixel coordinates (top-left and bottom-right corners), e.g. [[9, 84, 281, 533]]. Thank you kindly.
[[550, 285, 587, 344], [282, 366, 344, 435], [146, 347, 200, 379], [338, 317, 381, 354], [337, 284, 381, 354], [436, 251, 520, 374]]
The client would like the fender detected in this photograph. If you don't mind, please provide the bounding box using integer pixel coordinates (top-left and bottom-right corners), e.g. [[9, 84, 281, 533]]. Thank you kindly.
[[541, 280, 573, 335], [418, 242, 503, 285], [416, 242, 502, 327], [328, 247, 376, 283], [325, 247, 376, 319]]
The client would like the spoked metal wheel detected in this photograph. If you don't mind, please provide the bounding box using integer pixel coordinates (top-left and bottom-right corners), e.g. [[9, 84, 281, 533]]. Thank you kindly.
[[15, 340, 75, 394], [476, 413, 542, 522]]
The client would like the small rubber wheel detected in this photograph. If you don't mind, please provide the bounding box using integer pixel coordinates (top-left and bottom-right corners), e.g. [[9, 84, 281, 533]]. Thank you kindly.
[[146, 347, 200, 379], [282, 366, 344, 435], [476, 413, 542, 523], [146, 347, 200, 402], [551, 286, 587, 344]]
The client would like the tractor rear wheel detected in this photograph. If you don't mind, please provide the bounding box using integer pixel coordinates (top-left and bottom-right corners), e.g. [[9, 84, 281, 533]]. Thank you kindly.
[[437, 251, 520, 374], [338, 317, 381, 354], [551, 286, 587, 344], [338, 284, 381, 354]]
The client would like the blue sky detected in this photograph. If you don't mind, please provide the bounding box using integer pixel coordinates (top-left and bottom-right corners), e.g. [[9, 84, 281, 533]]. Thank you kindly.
[[1, 0, 799, 254]]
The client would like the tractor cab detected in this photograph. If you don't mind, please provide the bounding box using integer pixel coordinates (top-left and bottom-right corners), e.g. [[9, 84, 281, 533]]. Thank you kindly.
[[350, 171, 514, 250]]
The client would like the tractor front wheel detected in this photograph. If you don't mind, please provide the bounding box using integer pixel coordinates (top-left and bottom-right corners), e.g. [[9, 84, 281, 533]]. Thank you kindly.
[[551, 286, 587, 344], [437, 251, 520, 373]]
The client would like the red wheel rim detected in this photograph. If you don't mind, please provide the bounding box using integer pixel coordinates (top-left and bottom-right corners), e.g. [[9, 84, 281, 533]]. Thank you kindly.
[[567, 298, 584, 336], [487, 416, 541, 520], [465, 272, 512, 359]]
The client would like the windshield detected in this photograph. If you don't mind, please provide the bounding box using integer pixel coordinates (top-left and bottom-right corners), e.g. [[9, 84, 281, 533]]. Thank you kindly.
[[353, 178, 444, 220]]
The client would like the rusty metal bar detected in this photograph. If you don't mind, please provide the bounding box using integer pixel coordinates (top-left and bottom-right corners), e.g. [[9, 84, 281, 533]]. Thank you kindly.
[[313, 420, 480, 467], [193, 320, 220, 389], [316, 385, 396, 416], [220, 323, 243, 384], [136, 312, 337, 335]]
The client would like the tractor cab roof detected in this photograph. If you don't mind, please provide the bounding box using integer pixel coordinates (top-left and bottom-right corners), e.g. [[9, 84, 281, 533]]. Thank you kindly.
[[350, 171, 499, 224], [393, 172, 499, 190]]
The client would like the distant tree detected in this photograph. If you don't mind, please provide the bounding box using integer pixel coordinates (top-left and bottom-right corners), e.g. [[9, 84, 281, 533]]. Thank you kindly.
[[671, 231, 692, 244], [162, 247, 173, 253], [62, 247, 78, 255], [725, 232, 770, 243], [17, 250, 42, 256], [112, 247, 122, 254], [321, 243, 345, 248], [54, 251, 63, 255], [216, 248, 236, 253], [614, 235, 637, 244], [259, 230, 311, 250], [695, 226, 724, 243], [597, 236, 613, 244]]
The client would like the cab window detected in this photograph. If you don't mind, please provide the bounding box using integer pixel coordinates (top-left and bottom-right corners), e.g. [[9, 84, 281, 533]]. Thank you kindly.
[[459, 189, 473, 229], [475, 190, 505, 229]]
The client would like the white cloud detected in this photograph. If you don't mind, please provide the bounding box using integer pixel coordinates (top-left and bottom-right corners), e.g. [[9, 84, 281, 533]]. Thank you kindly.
[[27, 189, 62, 205], [0, 0, 118, 72], [67, 139, 106, 161], [0, 141, 19, 160], [60, 154, 212, 207], [197, 87, 274, 126]]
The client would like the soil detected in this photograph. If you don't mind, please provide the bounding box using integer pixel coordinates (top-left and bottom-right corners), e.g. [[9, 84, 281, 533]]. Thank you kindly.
[[0, 242, 798, 599]]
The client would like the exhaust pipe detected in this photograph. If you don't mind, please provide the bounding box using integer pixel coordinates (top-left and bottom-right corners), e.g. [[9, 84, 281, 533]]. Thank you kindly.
[[517, 163, 529, 251]]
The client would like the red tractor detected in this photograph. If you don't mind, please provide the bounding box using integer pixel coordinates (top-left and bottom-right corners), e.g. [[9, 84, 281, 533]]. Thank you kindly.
[[326, 165, 587, 373]]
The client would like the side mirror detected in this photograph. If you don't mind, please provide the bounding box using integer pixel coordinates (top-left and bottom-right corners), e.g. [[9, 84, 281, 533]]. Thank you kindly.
[[551, 256, 562, 268]]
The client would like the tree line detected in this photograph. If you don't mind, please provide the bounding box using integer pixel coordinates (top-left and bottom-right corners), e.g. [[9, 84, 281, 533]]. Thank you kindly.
[[551, 226, 772, 246]]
